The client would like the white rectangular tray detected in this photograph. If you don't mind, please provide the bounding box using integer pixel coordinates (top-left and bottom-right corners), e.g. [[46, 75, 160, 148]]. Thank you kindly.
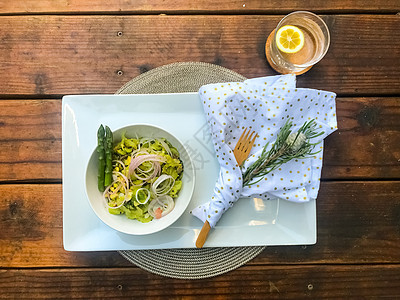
[[62, 93, 316, 251]]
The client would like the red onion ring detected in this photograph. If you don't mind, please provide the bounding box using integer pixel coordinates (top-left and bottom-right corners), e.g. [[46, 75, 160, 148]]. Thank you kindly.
[[151, 174, 175, 196], [148, 195, 175, 219]]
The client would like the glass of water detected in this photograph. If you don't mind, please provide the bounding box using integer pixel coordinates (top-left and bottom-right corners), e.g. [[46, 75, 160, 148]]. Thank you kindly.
[[266, 11, 330, 75]]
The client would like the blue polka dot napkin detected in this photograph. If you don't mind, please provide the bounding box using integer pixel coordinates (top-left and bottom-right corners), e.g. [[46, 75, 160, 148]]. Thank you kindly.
[[191, 74, 337, 228]]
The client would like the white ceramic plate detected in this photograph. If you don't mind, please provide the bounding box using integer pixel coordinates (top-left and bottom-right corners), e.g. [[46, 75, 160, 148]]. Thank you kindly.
[[62, 93, 316, 251], [85, 124, 195, 235]]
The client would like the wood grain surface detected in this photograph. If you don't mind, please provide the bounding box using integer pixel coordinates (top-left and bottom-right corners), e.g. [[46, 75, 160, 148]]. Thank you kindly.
[[0, 97, 398, 182], [0, 15, 399, 95], [0, 0, 399, 14], [0, 265, 399, 298], [0, 1, 399, 298], [1, 181, 399, 268]]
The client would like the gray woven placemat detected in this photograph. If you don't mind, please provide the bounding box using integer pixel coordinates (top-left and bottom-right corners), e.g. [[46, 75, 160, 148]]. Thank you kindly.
[[116, 62, 265, 279]]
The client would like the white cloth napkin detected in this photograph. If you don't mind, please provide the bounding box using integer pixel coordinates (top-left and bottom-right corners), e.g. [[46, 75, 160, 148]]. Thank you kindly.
[[191, 74, 337, 228]]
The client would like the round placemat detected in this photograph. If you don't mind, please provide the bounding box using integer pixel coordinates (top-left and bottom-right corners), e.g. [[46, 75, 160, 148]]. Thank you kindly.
[[116, 62, 265, 279]]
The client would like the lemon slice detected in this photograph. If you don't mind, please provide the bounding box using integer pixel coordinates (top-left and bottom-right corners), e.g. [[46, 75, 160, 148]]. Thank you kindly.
[[275, 25, 305, 54]]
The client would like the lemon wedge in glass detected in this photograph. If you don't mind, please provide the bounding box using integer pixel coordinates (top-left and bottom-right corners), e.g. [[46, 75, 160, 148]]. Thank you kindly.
[[275, 25, 305, 54]]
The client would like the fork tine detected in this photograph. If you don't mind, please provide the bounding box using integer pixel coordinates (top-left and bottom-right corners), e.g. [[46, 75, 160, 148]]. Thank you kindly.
[[246, 132, 258, 152], [241, 128, 251, 145], [247, 131, 255, 145], [243, 130, 255, 154], [233, 128, 258, 166]]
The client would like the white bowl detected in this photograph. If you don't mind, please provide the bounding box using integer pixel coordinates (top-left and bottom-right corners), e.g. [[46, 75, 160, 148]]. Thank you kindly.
[[85, 124, 195, 235]]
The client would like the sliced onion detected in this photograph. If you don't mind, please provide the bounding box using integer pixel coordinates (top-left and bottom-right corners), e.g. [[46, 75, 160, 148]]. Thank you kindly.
[[135, 188, 151, 205], [132, 163, 158, 181], [105, 194, 126, 209], [109, 183, 123, 196], [129, 154, 165, 172], [151, 174, 175, 197], [114, 171, 130, 191], [148, 195, 175, 219], [130, 148, 149, 160], [128, 150, 152, 185], [139, 137, 155, 149], [103, 171, 130, 209], [159, 139, 172, 156], [103, 179, 119, 198], [128, 154, 165, 181], [103, 183, 126, 210]]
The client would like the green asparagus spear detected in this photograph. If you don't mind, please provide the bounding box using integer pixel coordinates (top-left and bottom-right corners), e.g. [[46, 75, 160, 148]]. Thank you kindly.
[[104, 126, 113, 187], [97, 125, 106, 192]]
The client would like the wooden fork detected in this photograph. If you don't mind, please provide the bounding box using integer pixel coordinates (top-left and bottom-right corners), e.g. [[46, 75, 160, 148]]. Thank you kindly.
[[195, 128, 258, 248]]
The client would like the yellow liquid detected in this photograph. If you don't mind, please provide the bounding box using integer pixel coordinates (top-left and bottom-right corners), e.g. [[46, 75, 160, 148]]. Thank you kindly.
[[280, 25, 317, 65], [269, 17, 326, 73]]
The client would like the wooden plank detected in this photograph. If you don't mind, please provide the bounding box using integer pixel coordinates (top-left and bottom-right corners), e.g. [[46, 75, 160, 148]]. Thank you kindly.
[[0, 97, 399, 182], [322, 97, 400, 179], [0, 184, 128, 268], [0, 265, 399, 298], [0, 99, 62, 182], [258, 180, 400, 263], [0, 0, 399, 14], [0, 181, 399, 268], [0, 15, 398, 96]]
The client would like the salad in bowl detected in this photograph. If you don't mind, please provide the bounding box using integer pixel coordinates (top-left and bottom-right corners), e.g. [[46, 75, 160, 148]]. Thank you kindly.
[[85, 124, 195, 235]]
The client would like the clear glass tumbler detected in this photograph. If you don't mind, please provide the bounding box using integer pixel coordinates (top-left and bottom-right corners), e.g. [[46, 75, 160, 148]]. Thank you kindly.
[[266, 11, 330, 74]]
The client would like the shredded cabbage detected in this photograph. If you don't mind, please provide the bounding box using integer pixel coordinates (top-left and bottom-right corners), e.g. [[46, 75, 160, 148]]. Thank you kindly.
[[103, 133, 183, 222]]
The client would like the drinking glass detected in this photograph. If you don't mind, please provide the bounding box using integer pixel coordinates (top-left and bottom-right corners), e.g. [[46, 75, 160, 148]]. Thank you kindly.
[[266, 11, 330, 74]]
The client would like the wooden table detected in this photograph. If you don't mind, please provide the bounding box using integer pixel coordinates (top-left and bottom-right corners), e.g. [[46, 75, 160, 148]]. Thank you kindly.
[[1, 1, 399, 298]]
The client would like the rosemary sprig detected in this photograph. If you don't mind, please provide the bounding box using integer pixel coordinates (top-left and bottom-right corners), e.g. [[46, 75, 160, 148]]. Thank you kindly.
[[242, 119, 324, 186]]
